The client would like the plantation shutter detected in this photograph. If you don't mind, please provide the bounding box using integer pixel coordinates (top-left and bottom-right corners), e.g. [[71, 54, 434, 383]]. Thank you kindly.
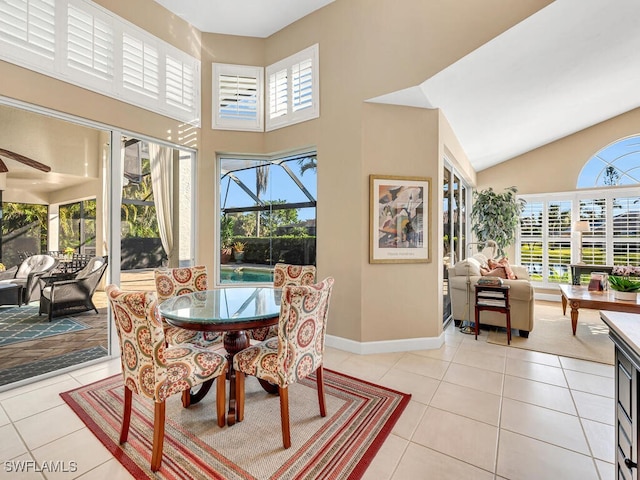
[[0, 0, 56, 60], [292, 58, 313, 112], [166, 54, 194, 111], [265, 44, 319, 131], [66, 3, 113, 80], [269, 68, 288, 119], [212, 63, 263, 131], [122, 32, 159, 99], [220, 74, 257, 120]]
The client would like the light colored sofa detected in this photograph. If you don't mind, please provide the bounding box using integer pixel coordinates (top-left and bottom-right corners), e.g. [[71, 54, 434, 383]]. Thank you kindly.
[[447, 254, 535, 337]]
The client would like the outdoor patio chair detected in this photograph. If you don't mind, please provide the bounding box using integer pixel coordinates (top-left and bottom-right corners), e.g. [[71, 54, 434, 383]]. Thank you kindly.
[[0, 254, 58, 305], [248, 263, 317, 341], [39, 256, 108, 321], [234, 277, 334, 448], [106, 285, 228, 472], [154, 266, 223, 348]]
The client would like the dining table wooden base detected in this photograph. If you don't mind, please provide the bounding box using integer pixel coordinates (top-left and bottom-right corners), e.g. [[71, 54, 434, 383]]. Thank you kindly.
[[158, 287, 282, 426], [223, 330, 251, 426]]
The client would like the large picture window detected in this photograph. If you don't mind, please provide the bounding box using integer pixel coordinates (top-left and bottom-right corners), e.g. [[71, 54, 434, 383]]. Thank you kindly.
[[518, 188, 640, 285], [218, 151, 317, 284]]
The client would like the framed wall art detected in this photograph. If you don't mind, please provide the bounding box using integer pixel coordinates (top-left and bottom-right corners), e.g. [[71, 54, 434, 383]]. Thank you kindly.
[[370, 175, 431, 264]]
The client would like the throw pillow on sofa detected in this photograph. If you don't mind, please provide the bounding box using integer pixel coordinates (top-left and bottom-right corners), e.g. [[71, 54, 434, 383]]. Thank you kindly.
[[488, 258, 516, 280]]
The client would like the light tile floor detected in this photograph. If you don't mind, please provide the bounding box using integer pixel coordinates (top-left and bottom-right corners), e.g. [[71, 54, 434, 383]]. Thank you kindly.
[[0, 322, 615, 479]]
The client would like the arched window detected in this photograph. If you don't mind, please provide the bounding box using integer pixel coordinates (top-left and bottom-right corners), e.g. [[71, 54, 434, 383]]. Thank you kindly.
[[577, 135, 640, 188]]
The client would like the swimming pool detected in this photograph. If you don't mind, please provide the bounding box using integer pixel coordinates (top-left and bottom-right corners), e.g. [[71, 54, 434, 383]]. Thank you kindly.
[[220, 267, 273, 283]]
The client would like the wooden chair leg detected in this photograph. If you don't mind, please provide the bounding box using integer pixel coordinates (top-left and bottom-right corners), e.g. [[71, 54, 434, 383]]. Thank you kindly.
[[217, 365, 227, 427], [236, 369, 245, 422], [150, 401, 166, 472], [316, 366, 327, 417], [279, 386, 291, 449], [181, 389, 191, 408], [120, 386, 132, 444]]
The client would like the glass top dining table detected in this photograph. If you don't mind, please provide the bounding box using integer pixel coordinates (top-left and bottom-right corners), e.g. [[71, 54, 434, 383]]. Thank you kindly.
[[158, 287, 282, 331], [158, 287, 282, 425]]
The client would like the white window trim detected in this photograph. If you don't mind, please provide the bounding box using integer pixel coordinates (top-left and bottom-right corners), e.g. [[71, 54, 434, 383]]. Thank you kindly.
[[0, 0, 201, 126], [212, 63, 263, 132], [265, 44, 319, 132], [517, 186, 640, 289]]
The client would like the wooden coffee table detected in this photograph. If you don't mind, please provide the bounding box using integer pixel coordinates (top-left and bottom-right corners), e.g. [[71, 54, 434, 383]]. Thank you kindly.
[[559, 284, 640, 335]]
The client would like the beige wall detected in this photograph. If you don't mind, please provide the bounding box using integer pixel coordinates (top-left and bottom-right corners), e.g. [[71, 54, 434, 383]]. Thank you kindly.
[[477, 108, 640, 195], [0, 0, 552, 346]]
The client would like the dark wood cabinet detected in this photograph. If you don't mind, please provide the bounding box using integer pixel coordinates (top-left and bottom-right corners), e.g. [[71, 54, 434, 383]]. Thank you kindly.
[[601, 311, 640, 480]]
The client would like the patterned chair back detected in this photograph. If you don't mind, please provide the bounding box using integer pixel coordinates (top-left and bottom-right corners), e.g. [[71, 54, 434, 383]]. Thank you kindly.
[[276, 277, 334, 387], [154, 265, 208, 302], [273, 263, 316, 288], [106, 285, 169, 402]]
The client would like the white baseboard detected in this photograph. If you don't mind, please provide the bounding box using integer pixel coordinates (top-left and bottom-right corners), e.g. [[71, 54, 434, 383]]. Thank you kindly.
[[325, 333, 445, 355], [535, 292, 561, 302]]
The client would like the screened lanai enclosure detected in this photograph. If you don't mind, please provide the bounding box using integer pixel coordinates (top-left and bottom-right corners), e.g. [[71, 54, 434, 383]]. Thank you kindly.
[[219, 152, 317, 284]]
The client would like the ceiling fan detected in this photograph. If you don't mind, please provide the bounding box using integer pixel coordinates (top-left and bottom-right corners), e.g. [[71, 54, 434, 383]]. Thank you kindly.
[[0, 148, 51, 173]]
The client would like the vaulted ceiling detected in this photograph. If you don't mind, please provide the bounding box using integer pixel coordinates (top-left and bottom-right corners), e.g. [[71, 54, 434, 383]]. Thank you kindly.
[[157, 0, 640, 172]]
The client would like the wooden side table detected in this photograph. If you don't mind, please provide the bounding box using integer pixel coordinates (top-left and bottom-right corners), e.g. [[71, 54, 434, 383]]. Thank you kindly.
[[475, 284, 511, 344]]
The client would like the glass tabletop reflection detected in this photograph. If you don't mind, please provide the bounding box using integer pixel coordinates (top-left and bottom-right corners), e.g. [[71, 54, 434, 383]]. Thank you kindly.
[[158, 287, 281, 328]]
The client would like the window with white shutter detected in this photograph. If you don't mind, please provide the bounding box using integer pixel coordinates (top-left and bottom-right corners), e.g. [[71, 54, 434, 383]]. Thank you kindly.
[[212, 63, 263, 131], [122, 32, 159, 99], [66, 2, 113, 82], [166, 54, 195, 112], [518, 188, 640, 286], [0, 0, 201, 126], [0, 0, 56, 68], [266, 44, 319, 131]]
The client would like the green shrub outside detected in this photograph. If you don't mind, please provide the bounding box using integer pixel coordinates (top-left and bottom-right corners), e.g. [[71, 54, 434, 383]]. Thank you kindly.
[[232, 236, 316, 265]]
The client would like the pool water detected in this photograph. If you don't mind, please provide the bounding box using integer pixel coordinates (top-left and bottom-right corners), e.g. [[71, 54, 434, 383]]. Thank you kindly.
[[220, 268, 273, 283]]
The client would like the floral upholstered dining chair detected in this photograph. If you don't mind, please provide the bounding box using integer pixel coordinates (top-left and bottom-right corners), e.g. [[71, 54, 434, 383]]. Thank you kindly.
[[248, 263, 317, 342], [234, 277, 334, 448], [106, 285, 227, 472], [154, 266, 222, 348]]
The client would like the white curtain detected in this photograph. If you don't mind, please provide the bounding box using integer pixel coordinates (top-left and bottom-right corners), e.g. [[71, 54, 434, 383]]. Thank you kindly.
[[149, 143, 174, 263]]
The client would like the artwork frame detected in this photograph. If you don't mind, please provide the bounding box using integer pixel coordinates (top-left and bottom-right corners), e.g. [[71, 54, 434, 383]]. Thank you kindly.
[[370, 174, 431, 264]]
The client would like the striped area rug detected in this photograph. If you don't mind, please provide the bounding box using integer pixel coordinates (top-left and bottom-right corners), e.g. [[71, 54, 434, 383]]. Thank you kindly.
[[61, 369, 410, 479]]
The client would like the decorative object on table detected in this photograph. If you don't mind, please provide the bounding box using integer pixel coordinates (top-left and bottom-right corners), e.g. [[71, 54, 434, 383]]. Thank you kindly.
[[609, 265, 640, 301], [477, 275, 503, 286], [233, 241, 246, 263], [369, 174, 431, 263], [61, 367, 410, 480], [105, 285, 228, 472], [572, 220, 591, 264], [587, 271, 608, 291], [234, 277, 334, 448], [470, 186, 526, 257]]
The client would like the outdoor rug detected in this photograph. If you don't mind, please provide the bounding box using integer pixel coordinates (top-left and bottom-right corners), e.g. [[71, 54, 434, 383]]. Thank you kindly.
[[0, 305, 89, 347], [486, 300, 614, 365], [61, 369, 411, 479]]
